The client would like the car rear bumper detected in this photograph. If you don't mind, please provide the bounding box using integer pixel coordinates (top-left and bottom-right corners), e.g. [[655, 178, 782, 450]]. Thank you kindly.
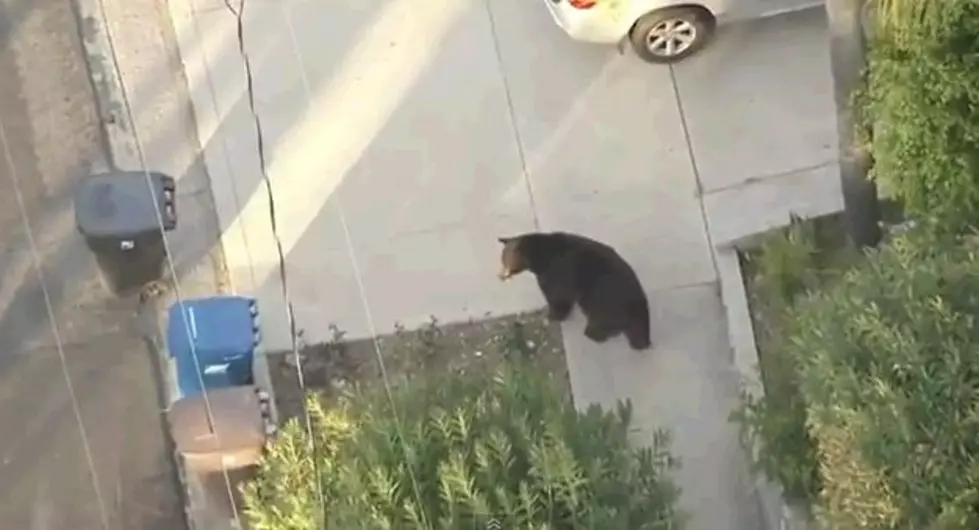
[[543, 0, 626, 43]]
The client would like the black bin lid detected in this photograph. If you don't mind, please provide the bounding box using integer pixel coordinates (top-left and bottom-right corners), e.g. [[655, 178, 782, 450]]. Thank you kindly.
[[74, 171, 174, 237]]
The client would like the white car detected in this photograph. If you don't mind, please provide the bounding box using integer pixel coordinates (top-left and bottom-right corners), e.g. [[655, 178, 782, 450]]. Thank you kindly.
[[544, 0, 822, 63]]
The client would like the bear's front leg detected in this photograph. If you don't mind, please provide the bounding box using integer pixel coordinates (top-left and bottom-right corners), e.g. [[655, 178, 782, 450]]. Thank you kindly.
[[547, 300, 573, 322], [537, 272, 574, 322], [583, 319, 614, 343]]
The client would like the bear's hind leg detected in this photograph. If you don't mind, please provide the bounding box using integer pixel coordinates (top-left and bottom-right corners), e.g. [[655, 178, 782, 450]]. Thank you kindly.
[[624, 297, 652, 351], [625, 321, 652, 351], [583, 318, 617, 343], [548, 300, 573, 321]]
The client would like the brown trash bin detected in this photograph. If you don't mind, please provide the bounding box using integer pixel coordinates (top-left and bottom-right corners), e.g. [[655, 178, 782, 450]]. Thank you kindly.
[[168, 386, 268, 474]]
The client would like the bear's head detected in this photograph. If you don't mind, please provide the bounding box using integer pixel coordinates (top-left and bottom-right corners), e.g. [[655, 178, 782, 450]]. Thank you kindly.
[[498, 232, 567, 280], [497, 236, 527, 281]]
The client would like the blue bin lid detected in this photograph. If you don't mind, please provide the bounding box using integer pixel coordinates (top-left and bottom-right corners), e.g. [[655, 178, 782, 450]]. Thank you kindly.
[[166, 296, 259, 364]]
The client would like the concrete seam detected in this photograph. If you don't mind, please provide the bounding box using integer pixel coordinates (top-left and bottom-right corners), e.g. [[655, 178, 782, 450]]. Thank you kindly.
[[666, 65, 722, 308], [701, 159, 838, 196], [481, 0, 540, 231]]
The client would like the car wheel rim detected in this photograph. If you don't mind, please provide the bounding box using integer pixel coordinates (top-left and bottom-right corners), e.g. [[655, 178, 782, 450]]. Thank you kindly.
[[645, 18, 697, 57]]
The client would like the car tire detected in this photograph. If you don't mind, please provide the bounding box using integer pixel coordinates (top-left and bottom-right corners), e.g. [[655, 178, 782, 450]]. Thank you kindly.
[[629, 7, 715, 64]]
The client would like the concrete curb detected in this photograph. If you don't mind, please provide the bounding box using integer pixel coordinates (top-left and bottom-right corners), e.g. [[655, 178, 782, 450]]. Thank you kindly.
[[714, 216, 836, 530], [704, 160, 841, 527], [73, 0, 140, 171], [702, 161, 845, 249], [716, 247, 797, 530], [72, 0, 231, 289], [72, 2, 246, 529]]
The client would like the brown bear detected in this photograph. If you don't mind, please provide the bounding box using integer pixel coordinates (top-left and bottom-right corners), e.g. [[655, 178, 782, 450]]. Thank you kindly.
[[497, 231, 651, 351]]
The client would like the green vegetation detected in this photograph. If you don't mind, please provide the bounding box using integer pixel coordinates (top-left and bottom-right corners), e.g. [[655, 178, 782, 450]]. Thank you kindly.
[[736, 220, 979, 528], [860, 0, 979, 232], [243, 329, 683, 530], [735, 2, 979, 526], [790, 228, 979, 528]]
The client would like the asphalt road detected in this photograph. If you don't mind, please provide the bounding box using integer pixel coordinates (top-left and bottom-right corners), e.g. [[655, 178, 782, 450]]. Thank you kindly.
[[0, 0, 185, 528]]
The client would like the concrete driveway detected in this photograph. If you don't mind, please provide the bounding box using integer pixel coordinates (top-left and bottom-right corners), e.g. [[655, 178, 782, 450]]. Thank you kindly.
[[168, 0, 837, 526]]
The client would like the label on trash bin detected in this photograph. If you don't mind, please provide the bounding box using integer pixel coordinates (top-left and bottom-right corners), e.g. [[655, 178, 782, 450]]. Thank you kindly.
[[203, 363, 230, 375]]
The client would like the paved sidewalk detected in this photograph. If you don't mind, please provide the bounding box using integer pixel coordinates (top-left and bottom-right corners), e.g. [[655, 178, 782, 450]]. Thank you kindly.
[[164, 1, 837, 528]]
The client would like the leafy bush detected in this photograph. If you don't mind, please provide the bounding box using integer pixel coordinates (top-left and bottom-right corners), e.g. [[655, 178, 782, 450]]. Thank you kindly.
[[242, 358, 683, 529], [861, 0, 979, 231], [733, 216, 853, 505], [786, 228, 979, 528]]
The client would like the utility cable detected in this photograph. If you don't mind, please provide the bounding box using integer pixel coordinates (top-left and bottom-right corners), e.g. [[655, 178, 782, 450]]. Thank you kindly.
[[0, 115, 111, 530], [217, 0, 433, 523], [219, 0, 331, 521]]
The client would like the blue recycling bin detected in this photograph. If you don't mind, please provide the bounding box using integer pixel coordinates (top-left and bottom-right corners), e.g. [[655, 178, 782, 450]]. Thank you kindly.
[[166, 296, 260, 398]]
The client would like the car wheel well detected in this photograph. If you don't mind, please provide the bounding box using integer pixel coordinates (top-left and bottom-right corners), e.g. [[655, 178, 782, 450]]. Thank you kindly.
[[629, 4, 716, 34]]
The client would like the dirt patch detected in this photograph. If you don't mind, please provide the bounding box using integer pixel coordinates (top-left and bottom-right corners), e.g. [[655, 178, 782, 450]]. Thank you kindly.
[[268, 310, 568, 422]]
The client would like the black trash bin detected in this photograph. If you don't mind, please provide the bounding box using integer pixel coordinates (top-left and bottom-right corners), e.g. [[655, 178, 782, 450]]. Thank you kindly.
[[74, 170, 177, 296]]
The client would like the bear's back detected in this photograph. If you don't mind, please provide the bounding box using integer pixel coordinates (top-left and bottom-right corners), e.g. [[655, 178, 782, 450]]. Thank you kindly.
[[545, 232, 640, 293]]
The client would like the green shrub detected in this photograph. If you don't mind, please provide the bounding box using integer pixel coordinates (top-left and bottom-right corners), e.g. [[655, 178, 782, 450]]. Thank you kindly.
[[861, 0, 979, 231], [748, 217, 820, 309], [786, 228, 979, 528], [242, 359, 683, 529]]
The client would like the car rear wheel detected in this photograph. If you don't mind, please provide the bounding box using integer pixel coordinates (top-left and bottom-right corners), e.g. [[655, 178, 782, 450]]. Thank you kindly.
[[629, 6, 715, 64]]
